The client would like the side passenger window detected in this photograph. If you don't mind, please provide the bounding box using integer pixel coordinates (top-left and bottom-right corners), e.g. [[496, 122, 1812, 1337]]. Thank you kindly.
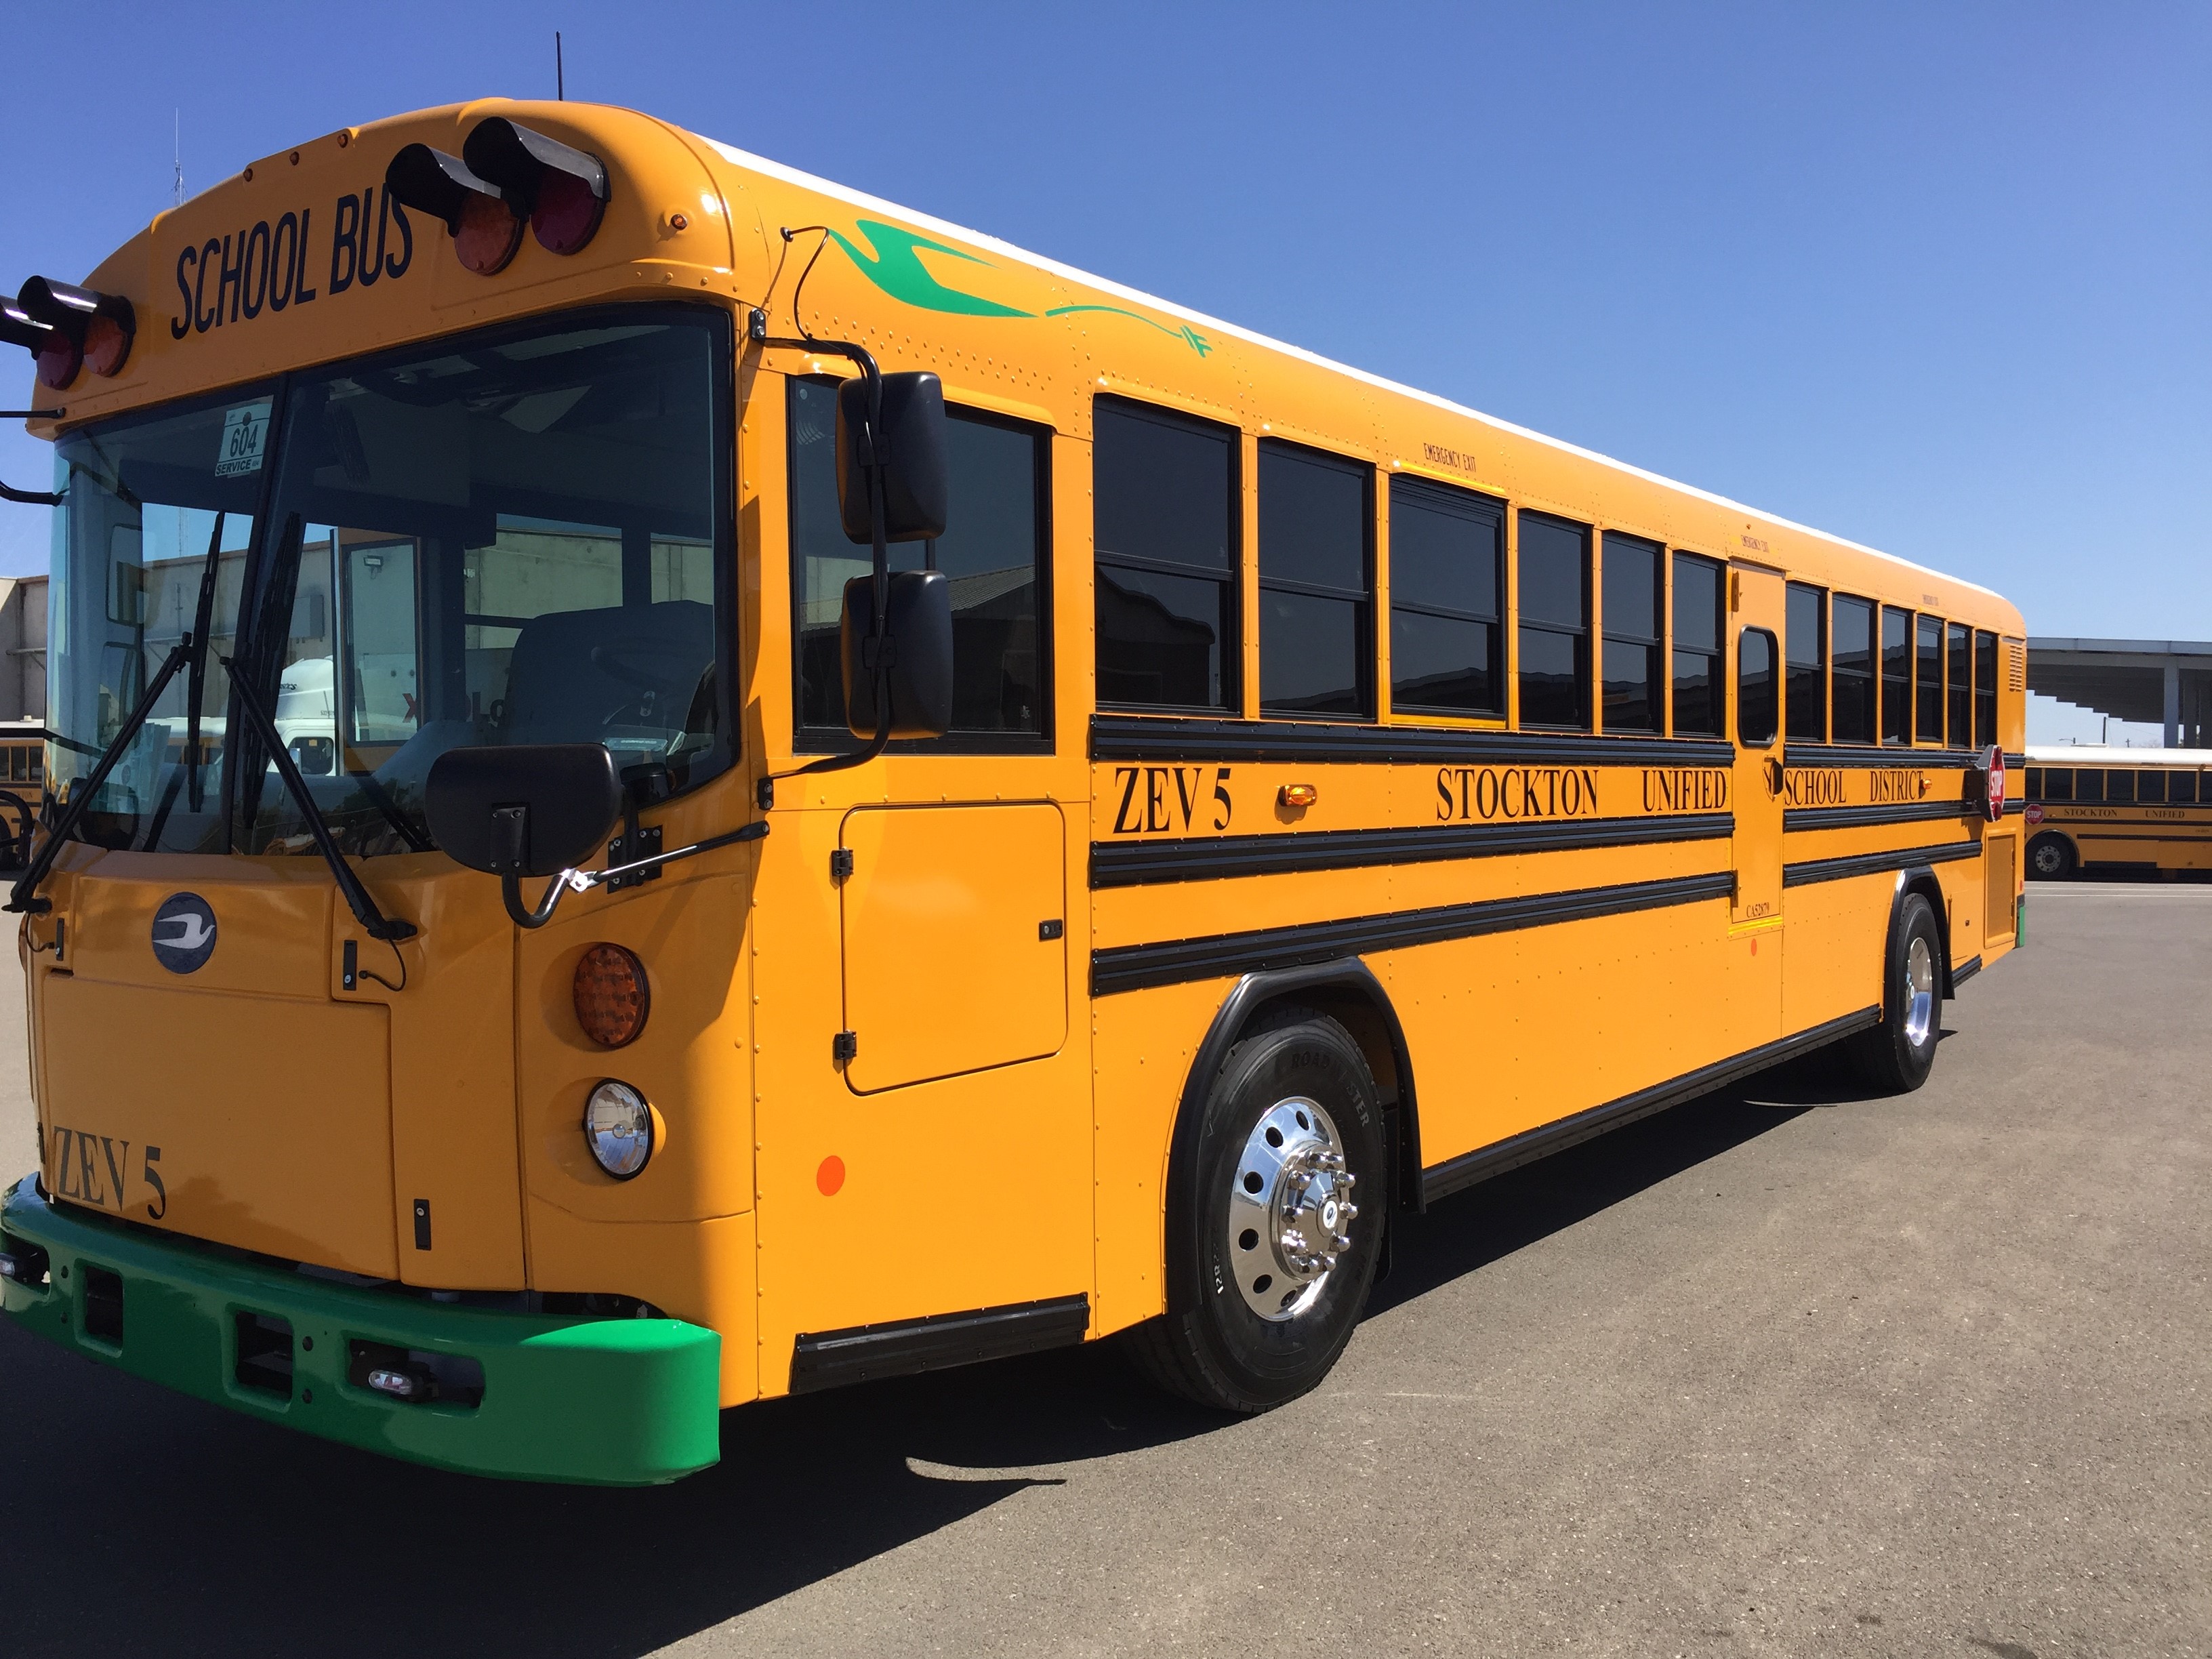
[[1519, 514, 1591, 729], [1258, 441, 1372, 717], [1094, 398, 1237, 712], [1830, 595, 1876, 743], [1389, 476, 1503, 715], [1671, 553, 1723, 737]]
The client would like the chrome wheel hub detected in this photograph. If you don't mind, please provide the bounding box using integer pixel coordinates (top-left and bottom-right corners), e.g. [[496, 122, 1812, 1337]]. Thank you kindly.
[[1227, 1097, 1358, 1322], [1903, 935, 1936, 1048]]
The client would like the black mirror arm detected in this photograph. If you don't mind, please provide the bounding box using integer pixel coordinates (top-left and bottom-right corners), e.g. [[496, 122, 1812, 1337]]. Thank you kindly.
[[498, 819, 770, 930], [221, 657, 417, 943], [0, 477, 63, 507], [746, 310, 898, 810], [5, 637, 192, 915]]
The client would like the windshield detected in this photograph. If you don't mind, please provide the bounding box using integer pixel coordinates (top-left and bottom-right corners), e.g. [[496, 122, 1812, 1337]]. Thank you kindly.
[[48, 304, 733, 857]]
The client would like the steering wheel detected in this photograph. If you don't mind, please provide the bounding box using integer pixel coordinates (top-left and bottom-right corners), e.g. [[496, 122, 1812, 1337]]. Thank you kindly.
[[590, 642, 692, 730]]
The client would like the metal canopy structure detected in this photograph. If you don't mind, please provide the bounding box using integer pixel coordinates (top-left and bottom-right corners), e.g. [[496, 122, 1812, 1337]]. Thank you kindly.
[[2028, 637, 2212, 748]]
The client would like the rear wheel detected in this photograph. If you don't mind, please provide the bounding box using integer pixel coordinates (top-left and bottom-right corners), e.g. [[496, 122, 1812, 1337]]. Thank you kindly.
[[1127, 1010, 1385, 1412], [1844, 893, 1943, 1094], [2028, 833, 2076, 880]]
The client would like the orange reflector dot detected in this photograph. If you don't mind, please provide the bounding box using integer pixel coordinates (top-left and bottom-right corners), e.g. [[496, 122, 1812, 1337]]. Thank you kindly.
[[817, 1155, 846, 1197], [573, 943, 649, 1048]]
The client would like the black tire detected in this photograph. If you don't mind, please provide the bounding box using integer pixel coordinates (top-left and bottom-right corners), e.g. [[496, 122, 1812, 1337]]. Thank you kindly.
[[2028, 833, 2076, 881], [1843, 893, 1943, 1094], [1126, 1009, 1386, 1413]]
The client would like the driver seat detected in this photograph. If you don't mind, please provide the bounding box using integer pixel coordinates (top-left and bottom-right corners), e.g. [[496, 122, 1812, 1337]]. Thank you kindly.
[[497, 600, 716, 747]]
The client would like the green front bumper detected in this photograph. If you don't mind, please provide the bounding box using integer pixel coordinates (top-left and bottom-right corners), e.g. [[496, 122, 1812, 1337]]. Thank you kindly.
[[0, 1177, 720, 1486]]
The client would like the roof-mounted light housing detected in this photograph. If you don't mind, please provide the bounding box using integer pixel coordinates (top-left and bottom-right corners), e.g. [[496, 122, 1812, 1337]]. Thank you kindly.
[[0, 302, 53, 355], [462, 118, 609, 256], [384, 144, 525, 276], [14, 278, 136, 388]]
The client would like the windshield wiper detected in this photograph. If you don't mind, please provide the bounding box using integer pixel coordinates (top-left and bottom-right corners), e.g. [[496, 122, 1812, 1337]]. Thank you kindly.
[[220, 656, 417, 943], [6, 639, 193, 915], [141, 511, 228, 848]]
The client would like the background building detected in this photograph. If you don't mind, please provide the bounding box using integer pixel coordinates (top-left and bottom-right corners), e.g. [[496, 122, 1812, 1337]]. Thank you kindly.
[[2028, 637, 2212, 749]]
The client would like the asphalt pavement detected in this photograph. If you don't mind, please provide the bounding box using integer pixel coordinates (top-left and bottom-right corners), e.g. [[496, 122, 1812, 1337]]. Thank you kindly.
[[0, 882, 2205, 1658]]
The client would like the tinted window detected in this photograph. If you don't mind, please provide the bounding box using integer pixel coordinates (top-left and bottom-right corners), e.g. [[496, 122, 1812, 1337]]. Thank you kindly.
[[1094, 398, 1237, 711], [2106, 769, 2135, 804], [2076, 768, 2104, 803], [1389, 476, 1503, 714], [1518, 514, 1590, 727], [1738, 628, 1778, 747], [1786, 582, 1826, 742], [793, 382, 1048, 741], [1671, 552, 1723, 737], [1916, 615, 1944, 743], [2174, 772, 2199, 804], [1259, 441, 1370, 716], [1881, 606, 1910, 745], [1946, 622, 1970, 746], [1601, 531, 1661, 733], [2024, 766, 2043, 800], [2139, 770, 2167, 804], [2044, 767, 2074, 801], [1831, 594, 1875, 743]]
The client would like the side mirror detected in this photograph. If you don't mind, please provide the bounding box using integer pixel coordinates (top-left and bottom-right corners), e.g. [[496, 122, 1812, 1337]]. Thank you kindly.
[[424, 743, 622, 876], [836, 372, 948, 544], [841, 570, 954, 739], [289, 735, 335, 777]]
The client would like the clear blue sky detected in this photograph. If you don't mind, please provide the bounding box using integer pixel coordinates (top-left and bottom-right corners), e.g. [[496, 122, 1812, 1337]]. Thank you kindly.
[[3, 1, 2206, 666]]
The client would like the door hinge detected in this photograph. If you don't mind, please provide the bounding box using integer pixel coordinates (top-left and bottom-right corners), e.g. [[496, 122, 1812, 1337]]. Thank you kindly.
[[832, 1030, 858, 1064], [829, 848, 855, 880]]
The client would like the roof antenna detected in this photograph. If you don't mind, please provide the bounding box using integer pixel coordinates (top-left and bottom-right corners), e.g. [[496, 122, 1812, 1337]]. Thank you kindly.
[[173, 110, 184, 206], [556, 31, 565, 100]]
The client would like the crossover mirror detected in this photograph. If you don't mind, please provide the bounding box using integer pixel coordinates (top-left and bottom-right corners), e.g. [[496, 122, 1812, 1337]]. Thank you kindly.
[[840, 569, 954, 739], [425, 743, 623, 877], [835, 371, 948, 544]]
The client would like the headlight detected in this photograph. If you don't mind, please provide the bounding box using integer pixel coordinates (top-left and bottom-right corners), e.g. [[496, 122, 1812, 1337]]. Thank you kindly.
[[583, 1080, 653, 1179]]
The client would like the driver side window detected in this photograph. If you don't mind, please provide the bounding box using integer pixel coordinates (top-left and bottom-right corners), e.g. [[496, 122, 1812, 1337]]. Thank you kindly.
[[789, 377, 1052, 750]]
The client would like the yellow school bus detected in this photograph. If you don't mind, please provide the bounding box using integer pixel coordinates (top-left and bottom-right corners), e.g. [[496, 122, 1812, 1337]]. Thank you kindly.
[[2024, 747, 2212, 878], [0, 100, 2026, 1484]]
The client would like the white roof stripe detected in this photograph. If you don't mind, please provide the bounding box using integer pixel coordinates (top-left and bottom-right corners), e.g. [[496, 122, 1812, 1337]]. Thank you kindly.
[[703, 136, 2003, 604]]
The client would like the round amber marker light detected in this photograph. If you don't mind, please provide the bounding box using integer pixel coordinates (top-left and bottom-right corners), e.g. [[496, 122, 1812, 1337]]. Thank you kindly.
[[573, 943, 649, 1048]]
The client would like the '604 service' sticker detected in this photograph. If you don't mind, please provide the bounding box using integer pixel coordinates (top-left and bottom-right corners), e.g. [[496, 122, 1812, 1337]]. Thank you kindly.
[[215, 400, 271, 478]]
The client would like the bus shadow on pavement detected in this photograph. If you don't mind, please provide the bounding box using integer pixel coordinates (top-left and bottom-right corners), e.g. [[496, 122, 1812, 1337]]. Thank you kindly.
[[1368, 1044, 1883, 1317], [0, 1045, 1889, 1659], [0, 1292, 1218, 1659]]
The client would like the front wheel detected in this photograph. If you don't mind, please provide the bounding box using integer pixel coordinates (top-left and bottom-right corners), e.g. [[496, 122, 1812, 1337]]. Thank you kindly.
[[2028, 833, 2076, 880], [1127, 1010, 1386, 1412], [1844, 893, 1943, 1094]]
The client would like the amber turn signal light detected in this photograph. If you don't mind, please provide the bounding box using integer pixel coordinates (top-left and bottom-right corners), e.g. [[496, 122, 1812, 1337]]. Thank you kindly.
[[385, 144, 525, 275], [462, 118, 609, 256], [1279, 783, 1319, 809], [573, 943, 649, 1048]]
